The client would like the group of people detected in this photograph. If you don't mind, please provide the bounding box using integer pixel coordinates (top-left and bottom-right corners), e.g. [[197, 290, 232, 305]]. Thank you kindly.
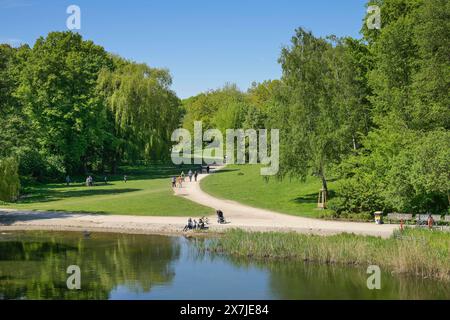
[[172, 169, 199, 188], [64, 174, 127, 187], [85, 175, 94, 186], [183, 216, 208, 231], [182, 210, 227, 231]]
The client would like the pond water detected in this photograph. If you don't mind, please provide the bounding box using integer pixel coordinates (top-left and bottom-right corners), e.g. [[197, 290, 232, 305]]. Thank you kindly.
[[0, 231, 448, 300]]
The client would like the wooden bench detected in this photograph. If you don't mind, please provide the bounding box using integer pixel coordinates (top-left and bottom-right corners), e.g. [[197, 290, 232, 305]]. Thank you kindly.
[[386, 213, 413, 224]]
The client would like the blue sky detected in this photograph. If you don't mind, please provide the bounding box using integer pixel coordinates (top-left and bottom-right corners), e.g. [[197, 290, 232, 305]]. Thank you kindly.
[[1, 0, 368, 98]]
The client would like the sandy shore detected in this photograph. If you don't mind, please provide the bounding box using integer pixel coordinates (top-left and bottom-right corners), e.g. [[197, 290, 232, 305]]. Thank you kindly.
[[0, 166, 399, 238]]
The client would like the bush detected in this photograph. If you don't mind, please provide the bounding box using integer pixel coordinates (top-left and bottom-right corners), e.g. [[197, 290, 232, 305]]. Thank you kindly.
[[332, 178, 386, 214], [0, 157, 20, 202], [16, 147, 66, 181], [318, 210, 338, 220]]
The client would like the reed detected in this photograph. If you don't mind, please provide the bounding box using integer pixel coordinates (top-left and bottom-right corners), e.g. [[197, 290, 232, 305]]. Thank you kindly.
[[206, 228, 450, 280]]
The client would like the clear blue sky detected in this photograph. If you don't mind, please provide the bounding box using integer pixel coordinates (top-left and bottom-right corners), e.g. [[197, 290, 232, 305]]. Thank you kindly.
[[1, 0, 368, 98]]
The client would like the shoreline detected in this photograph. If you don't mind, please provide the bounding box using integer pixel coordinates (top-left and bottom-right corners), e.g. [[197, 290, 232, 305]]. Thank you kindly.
[[0, 209, 395, 238], [0, 224, 215, 238], [0, 166, 400, 239]]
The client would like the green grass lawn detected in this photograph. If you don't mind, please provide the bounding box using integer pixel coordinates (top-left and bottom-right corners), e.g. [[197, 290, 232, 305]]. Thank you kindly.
[[201, 164, 337, 218], [2, 165, 213, 216]]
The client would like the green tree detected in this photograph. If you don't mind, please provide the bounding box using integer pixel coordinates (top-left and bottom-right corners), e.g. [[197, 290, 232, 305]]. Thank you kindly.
[[276, 29, 370, 195], [97, 60, 182, 171], [17, 32, 113, 175], [0, 157, 20, 202], [335, 0, 449, 215], [182, 83, 247, 133]]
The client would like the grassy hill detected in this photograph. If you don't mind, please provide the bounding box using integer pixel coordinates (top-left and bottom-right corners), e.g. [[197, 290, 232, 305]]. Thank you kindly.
[[201, 164, 336, 218]]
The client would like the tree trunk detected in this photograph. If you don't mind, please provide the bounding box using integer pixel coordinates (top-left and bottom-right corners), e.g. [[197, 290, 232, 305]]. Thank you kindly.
[[82, 159, 88, 175], [321, 174, 328, 195], [111, 159, 117, 174], [352, 135, 358, 151], [319, 163, 328, 192]]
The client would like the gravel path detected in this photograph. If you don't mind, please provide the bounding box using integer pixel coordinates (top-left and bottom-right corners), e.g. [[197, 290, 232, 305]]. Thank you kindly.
[[173, 166, 398, 238], [0, 166, 398, 238]]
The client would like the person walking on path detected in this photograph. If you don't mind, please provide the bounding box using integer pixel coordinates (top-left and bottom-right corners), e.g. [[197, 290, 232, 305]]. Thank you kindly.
[[206, 166, 210, 174], [188, 169, 193, 182], [171, 176, 176, 188], [177, 176, 183, 188], [427, 214, 434, 230], [194, 170, 198, 182], [181, 171, 185, 182]]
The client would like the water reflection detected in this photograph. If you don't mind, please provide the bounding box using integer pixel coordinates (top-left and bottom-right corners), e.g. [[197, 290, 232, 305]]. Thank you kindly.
[[220, 256, 450, 300], [0, 232, 180, 299], [0, 232, 448, 300]]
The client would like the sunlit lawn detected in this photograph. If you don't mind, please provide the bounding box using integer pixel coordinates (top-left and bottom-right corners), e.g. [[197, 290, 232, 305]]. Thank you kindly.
[[201, 164, 337, 218], [3, 165, 213, 216]]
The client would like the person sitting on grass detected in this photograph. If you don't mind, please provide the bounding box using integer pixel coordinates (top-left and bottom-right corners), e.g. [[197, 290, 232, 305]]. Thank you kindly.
[[183, 218, 193, 231], [198, 218, 206, 230]]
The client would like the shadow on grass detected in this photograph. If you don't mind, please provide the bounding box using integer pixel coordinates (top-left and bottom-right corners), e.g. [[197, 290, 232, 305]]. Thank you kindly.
[[17, 188, 141, 204], [27, 163, 209, 188], [119, 164, 207, 180], [292, 190, 336, 204], [0, 209, 107, 226], [210, 168, 239, 174]]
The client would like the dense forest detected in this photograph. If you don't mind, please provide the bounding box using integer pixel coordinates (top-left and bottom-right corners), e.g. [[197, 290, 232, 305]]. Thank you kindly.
[[0, 0, 448, 216]]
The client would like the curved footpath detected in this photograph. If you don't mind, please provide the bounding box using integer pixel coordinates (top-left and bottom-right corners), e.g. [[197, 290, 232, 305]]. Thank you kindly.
[[0, 166, 398, 238]]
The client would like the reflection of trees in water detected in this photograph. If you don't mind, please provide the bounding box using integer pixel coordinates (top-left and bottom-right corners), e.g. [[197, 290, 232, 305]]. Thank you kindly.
[[0, 232, 180, 299], [221, 256, 450, 300]]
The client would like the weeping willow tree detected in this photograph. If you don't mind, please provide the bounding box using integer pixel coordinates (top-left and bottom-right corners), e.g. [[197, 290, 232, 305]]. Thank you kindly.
[[0, 157, 20, 202], [97, 59, 182, 171]]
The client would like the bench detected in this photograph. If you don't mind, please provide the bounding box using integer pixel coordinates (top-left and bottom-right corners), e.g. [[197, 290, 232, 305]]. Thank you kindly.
[[416, 214, 443, 226], [431, 215, 442, 224], [416, 214, 429, 226], [200, 166, 209, 174], [386, 213, 413, 224]]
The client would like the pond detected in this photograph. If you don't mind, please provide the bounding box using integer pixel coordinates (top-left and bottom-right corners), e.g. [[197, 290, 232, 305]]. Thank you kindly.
[[0, 231, 448, 300]]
